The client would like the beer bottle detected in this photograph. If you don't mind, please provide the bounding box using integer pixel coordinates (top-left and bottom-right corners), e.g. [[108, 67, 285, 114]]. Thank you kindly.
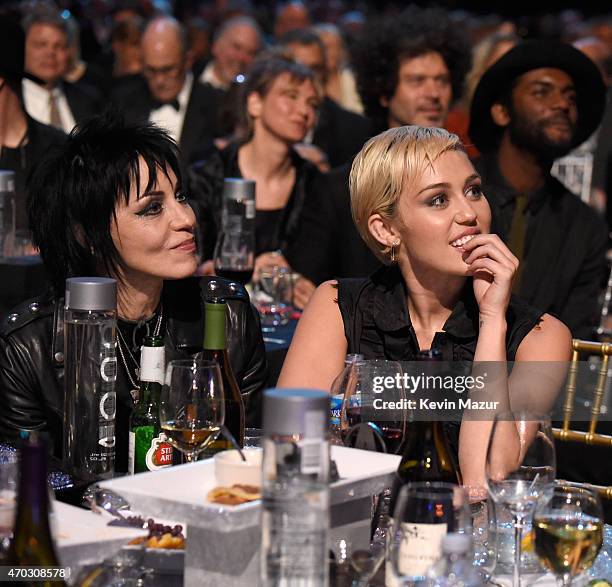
[[128, 335, 173, 473]]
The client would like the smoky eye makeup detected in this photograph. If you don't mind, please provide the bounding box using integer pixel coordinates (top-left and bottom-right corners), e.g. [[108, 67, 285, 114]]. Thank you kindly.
[[135, 193, 165, 217]]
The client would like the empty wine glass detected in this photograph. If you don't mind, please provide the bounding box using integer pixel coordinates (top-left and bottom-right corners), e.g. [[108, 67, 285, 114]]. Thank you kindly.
[[252, 266, 293, 326], [387, 482, 471, 586], [159, 360, 225, 463], [534, 483, 604, 586], [463, 484, 496, 580], [485, 411, 556, 587]]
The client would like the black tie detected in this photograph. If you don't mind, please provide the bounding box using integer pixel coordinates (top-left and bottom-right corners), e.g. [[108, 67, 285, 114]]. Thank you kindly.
[[152, 98, 180, 111]]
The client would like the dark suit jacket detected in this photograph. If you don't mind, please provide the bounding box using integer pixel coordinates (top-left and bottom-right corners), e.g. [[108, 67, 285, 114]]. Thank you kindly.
[[286, 162, 382, 284], [475, 154, 608, 339], [0, 116, 66, 232], [63, 80, 103, 125], [313, 97, 373, 168], [111, 76, 222, 174]]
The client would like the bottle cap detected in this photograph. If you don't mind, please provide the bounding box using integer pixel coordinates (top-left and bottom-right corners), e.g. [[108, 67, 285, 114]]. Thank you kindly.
[[263, 389, 329, 438], [65, 277, 117, 311], [440, 532, 471, 554], [0, 170, 15, 192], [223, 178, 255, 201]]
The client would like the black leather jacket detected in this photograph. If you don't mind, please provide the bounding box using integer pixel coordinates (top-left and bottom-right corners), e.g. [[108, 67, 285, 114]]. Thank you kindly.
[[0, 277, 268, 472]]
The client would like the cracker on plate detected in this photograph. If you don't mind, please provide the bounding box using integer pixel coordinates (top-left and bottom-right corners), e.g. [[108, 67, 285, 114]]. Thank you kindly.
[[207, 484, 261, 505]]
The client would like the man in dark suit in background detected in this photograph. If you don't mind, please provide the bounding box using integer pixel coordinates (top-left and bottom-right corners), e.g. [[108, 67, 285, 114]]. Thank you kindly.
[[196, 16, 262, 92], [21, 7, 101, 133], [286, 7, 471, 293], [469, 41, 608, 339], [278, 28, 372, 170], [111, 16, 222, 175], [0, 11, 65, 312]]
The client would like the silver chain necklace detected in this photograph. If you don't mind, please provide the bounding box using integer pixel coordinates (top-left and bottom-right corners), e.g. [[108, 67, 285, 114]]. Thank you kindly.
[[116, 307, 164, 402]]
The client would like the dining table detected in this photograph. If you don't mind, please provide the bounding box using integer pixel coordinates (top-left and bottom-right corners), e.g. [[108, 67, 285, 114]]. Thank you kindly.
[[1, 435, 611, 586], [48, 455, 612, 587]]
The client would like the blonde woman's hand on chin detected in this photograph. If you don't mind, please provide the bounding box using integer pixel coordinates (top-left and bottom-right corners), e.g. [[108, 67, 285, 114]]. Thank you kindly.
[[461, 233, 519, 320]]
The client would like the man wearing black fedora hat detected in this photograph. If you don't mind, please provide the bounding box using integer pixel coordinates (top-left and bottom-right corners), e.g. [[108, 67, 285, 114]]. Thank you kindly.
[[469, 39, 608, 339]]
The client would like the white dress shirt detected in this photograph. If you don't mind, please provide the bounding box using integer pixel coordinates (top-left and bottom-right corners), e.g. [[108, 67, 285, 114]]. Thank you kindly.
[[149, 73, 193, 143], [22, 78, 76, 133], [198, 61, 228, 91]]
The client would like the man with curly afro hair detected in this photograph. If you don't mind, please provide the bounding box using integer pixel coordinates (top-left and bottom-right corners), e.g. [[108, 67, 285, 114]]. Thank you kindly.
[[286, 7, 472, 291], [353, 6, 471, 130]]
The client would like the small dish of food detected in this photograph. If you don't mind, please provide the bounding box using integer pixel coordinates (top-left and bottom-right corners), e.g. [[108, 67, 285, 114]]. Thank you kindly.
[[214, 448, 262, 487]]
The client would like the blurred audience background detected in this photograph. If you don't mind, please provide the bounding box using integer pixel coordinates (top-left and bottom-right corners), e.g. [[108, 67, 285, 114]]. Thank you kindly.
[[0, 0, 611, 332]]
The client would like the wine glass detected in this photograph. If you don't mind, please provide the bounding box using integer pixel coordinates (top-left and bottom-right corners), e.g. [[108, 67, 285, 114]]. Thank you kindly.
[[213, 220, 255, 285], [252, 266, 293, 327], [462, 484, 496, 580], [534, 483, 604, 586], [485, 411, 556, 587], [387, 482, 471, 585], [339, 359, 407, 454], [159, 360, 225, 463]]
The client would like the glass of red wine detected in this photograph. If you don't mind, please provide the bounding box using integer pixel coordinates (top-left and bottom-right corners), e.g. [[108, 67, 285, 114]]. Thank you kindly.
[[339, 359, 407, 454], [213, 219, 255, 285]]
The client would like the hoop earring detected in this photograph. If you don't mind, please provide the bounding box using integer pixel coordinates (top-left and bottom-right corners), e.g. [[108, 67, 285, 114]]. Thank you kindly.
[[390, 239, 400, 263]]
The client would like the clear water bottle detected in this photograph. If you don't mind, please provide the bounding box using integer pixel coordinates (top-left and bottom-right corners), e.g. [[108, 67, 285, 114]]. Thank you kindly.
[[425, 533, 485, 586], [329, 354, 364, 446], [213, 178, 256, 285], [0, 170, 16, 257], [63, 277, 117, 480], [261, 388, 330, 586]]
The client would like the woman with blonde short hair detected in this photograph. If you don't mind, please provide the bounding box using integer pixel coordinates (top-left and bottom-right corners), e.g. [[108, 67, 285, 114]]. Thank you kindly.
[[279, 125, 571, 485]]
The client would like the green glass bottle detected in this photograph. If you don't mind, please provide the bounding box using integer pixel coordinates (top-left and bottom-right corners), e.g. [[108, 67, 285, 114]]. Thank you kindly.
[[202, 298, 245, 453], [383, 350, 460, 586], [128, 335, 173, 474], [389, 350, 459, 504]]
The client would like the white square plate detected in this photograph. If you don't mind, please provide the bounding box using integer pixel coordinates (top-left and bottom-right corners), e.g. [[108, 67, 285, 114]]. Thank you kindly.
[[100, 446, 400, 530]]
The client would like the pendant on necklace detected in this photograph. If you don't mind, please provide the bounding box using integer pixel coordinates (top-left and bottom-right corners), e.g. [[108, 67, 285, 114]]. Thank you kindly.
[[130, 388, 140, 404]]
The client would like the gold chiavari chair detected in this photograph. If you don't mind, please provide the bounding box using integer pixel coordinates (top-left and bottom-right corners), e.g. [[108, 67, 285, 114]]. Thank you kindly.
[[553, 339, 612, 500], [595, 250, 612, 341]]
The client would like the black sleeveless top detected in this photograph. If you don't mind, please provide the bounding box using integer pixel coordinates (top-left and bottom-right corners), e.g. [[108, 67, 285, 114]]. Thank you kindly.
[[337, 265, 543, 361], [336, 265, 544, 460]]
